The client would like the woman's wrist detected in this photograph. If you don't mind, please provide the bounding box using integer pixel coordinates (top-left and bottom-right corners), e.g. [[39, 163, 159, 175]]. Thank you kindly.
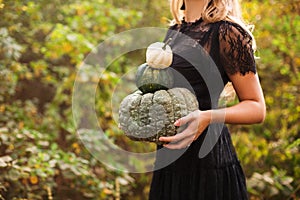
[[202, 109, 226, 124]]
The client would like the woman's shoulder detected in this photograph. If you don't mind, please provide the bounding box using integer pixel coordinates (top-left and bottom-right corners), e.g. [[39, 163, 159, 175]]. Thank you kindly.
[[217, 20, 256, 76], [218, 20, 253, 41]]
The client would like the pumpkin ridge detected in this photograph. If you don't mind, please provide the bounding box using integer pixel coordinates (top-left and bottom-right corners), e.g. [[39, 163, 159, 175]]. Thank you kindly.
[[135, 63, 146, 85], [162, 90, 176, 137], [177, 88, 199, 133], [120, 92, 141, 138], [150, 91, 158, 142], [178, 88, 193, 112], [118, 94, 132, 134], [178, 88, 189, 112], [153, 90, 174, 143], [138, 93, 154, 140], [119, 88, 199, 144], [173, 88, 188, 117], [129, 92, 143, 140], [186, 88, 199, 111], [135, 91, 143, 128], [167, 88, 182, 134]]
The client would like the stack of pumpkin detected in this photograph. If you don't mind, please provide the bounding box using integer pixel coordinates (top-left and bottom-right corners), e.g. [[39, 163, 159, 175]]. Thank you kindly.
[[118, 41, 199, 144]]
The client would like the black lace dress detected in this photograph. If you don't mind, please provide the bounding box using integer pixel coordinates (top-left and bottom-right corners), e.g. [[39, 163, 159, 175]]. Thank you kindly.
[[149, 18, 256, 200]]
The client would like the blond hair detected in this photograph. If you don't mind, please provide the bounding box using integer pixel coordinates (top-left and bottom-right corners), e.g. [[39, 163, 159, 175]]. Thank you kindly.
[[170, 0, 256, 50]]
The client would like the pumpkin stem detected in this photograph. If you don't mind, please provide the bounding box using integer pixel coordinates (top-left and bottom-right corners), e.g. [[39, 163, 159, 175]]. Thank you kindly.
[[162, 38, 172, 50]]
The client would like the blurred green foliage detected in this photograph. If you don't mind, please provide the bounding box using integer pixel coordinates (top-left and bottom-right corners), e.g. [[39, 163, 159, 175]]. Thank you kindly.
[[0, 0, 142, 199], [232, 0, 300, 199], [0, 0, 299, 199]]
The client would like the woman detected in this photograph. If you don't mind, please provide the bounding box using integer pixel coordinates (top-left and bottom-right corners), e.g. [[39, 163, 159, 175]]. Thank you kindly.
[[149, 0, 266, 199]]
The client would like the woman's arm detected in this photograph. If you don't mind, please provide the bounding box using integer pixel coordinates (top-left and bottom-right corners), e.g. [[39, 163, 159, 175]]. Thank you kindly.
[[159, 72, 266, 149], [211, 72, 266, 124]]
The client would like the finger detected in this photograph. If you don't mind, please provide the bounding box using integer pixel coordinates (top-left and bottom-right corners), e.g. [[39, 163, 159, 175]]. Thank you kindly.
[[159, 134, 182, 143], [159, 129, 192, 143], [159, 122, 198, 143], [163, 143, 188, 149], [193, 132, 200, 141], [163, 136, 194, 149], [174, 114, 193, 126]]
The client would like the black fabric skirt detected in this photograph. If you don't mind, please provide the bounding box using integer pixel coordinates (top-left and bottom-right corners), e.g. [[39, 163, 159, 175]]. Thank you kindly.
[[149, 125, 249, 200]]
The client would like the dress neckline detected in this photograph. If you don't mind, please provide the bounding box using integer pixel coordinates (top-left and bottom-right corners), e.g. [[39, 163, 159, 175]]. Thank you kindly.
[[181, 17, 203, 26]]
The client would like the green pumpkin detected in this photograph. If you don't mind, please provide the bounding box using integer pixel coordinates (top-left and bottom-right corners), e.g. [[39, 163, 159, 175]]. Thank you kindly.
[[118, 88, 199, 144], [135, 63, 174, 94]]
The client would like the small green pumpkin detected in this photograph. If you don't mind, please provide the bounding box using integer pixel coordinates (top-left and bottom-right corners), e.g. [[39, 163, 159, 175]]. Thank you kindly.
[[118, 88, 199, 144], [135, 63, 174, 94]]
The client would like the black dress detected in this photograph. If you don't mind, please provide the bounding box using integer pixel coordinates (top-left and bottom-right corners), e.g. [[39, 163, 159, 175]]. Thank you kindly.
[[149, 18, 256, 200]]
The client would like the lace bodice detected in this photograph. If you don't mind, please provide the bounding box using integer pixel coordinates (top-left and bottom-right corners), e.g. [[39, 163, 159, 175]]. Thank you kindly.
[[150, 19, 252, 200], [163, 18, 256, 110]]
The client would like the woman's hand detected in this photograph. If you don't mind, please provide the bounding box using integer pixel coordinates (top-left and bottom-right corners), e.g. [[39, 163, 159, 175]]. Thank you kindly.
[[159, 110, 211, 149], [158, 73, 266, 150]]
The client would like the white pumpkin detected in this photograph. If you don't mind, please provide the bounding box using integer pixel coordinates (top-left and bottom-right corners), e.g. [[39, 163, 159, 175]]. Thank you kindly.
[[146, 39, 173, 69]]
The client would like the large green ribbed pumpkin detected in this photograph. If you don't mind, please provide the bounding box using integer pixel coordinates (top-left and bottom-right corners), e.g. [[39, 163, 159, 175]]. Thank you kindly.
[[135, 63, 174, 94], [118, 88, 199, 144]]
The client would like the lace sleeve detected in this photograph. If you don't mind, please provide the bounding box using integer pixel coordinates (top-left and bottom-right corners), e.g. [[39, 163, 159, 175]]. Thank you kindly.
[[219, 21, 256, 76]]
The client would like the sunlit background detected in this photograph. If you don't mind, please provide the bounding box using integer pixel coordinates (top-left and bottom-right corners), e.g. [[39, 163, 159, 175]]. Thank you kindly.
[[0, 0, 299, 199]]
